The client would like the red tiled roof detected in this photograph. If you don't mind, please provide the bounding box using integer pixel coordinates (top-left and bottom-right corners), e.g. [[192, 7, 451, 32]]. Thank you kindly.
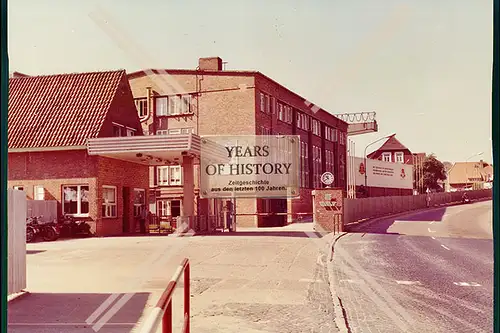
[[376, 134, 410, 152], [8, 70, 125, 149]]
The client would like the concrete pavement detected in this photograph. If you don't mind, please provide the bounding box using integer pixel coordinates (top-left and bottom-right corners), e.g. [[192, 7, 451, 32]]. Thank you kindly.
[[9, 222, 340, 333], [330, 200, 493, 333]]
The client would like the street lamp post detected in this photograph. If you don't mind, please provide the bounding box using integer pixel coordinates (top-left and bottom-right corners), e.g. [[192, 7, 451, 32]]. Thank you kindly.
[[363, 133, 395, 196], [465, 152, 483, 190]]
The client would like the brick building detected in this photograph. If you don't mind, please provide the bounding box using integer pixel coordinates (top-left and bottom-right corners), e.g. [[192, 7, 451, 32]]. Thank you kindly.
[[128, 57, 350, 227], [7, 70, 149, 236]]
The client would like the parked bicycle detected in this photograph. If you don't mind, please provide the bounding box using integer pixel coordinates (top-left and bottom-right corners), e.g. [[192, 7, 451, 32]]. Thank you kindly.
[[57, 214, 93, 238], [26, 215, 60, 243]]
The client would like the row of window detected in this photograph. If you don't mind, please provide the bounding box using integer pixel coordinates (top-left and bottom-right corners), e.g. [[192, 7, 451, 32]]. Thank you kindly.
[[113, 123, 137, 137], [259, 92, 347, 144], [12, 185, 146, 218], [382, 152, 405, 163], [300, 142, 310, 188], [134, 94, 194, 118], [157, 166, 182, 186], [157, 128, 194, 135]]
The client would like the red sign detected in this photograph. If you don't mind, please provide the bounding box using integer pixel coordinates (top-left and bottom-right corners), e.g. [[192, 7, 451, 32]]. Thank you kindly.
[[359, 163, 366, 175]]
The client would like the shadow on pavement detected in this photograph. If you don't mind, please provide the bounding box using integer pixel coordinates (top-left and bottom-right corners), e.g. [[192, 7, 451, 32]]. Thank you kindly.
[[8, 292, 149, 333], [27, 250, 46, 255], [346, 207, 447, 235]]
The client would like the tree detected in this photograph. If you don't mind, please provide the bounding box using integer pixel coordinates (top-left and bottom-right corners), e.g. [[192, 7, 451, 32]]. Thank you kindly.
[[413, 153, 447, 193]]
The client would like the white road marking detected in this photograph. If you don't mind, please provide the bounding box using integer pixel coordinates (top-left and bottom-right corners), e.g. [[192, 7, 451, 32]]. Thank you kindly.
[[441, 244, 450, 250], [396, 280, 422, 285], [427, 228, 436, 233], [453, 282, 481, 287], [429, 221, 435, 225], [431, 236, 436, 240]]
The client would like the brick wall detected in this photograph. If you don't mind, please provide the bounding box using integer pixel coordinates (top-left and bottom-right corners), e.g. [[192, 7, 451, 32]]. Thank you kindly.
[[96, 157, 149, 236], [8, 150, 99, 227]]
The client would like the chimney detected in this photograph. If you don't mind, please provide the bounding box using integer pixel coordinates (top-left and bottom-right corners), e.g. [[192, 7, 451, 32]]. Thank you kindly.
[[198, 57, 223, 71]]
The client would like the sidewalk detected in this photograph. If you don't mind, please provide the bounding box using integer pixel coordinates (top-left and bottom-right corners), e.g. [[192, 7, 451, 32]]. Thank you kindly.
[[8, 223, 339, 333]]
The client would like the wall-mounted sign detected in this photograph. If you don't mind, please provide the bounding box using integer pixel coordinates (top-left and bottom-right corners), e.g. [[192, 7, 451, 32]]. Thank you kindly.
[[321, 172, 334, 186], [199, 135, 300, 198], [348, 157, 413, 189]]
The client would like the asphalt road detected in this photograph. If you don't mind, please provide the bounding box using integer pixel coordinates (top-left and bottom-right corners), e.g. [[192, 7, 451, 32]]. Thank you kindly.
[[330, 200, 493, 333]]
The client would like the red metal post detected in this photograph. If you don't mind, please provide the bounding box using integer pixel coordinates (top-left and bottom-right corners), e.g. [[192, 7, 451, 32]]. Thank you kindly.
[[163, 302, 173, 333], [184, 262, 190, 333]]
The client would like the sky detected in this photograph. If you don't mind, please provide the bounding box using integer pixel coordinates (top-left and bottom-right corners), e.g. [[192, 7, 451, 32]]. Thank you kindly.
[[7, 0, 493, 164]]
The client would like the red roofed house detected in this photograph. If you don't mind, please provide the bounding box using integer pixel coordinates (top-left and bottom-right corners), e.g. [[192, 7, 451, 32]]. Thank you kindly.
[[7, 70, 150, 236], [367, 134, 414, 164]]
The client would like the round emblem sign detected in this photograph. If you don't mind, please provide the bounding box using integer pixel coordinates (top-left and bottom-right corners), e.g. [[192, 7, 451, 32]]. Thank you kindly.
[[321, 172, 334, 186]]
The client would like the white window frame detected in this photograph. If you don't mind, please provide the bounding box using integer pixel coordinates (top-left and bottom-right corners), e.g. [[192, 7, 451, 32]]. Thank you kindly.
[[168, 128, 182, 135], [34, 185, 44, 200], [156, 96, 169, 116], [382, 152, 392, 162], [181, 95, 192, 114], [395, 152, 404, 163], [260, 93, 266, 112], [157, 166, 182, 186], [133, 188, 146, 217], [181, 128, 194, 134], [102, 185, 117, 218], [62, 184, 90, 217], [135, 98, 148, 118], [126, 127, 136, 136]]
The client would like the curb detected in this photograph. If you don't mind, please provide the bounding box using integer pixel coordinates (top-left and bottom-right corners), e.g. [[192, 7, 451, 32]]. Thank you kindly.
[[7, 290, 30, 303]]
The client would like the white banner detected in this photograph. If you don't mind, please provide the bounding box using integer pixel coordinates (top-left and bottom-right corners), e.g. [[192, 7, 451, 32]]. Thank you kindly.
[[348, 156, 413, 189], [199, 135, 300, 198]]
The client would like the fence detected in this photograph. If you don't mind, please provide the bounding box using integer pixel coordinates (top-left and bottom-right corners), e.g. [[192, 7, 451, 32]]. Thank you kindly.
[[139, 258, 190, 333], [27, 199, 57, 223], [343, 189, 493, 225], [8, 189, 27, 296]]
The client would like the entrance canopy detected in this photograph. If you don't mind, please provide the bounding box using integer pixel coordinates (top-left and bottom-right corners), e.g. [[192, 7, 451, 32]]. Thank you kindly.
[[87, 134, 229, 166]]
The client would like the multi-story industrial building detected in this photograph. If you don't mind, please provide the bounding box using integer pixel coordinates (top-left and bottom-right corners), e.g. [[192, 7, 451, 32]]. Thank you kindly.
[[128, 57, 376, 227]]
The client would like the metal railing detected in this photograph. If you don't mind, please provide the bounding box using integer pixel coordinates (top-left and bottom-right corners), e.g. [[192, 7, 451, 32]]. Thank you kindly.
[[140, 258, 190, 333]]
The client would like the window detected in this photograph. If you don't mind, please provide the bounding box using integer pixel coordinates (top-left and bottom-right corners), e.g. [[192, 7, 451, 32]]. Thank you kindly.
[[395, 152, 404, 163], [260, 93, 266, 112], [339, 132, 346, 145], [156, 97, 169, 116], [126, 128, 136, 136], [62, 185, 89, 216], [300, 142, 310, 188], [270, 97, 276, 115], [260, 126, 271, 136], [312, 119, 321, 136], [297, 113, 301, 128], [157, 166, 182, 186], [265, 95, 270, 114], [102, 186, 117, 218], [278, 103, 284, 121], [157, 130, 169, 135], [333, 128, 338, 142], [167, 129, 182, 135], [135, 98, 148, 118], [133, 188, 146, 217], [34, 185, 44, 200], [285, 106, 293, 124], [312, 146, 322, 188], [382, 152, 392, 162], [156, 95, 192, 116], [181, 128, 194, 134], [325, 150, 335, 176], [13, 185, 24, 191], [113, 125, 122, 137]]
